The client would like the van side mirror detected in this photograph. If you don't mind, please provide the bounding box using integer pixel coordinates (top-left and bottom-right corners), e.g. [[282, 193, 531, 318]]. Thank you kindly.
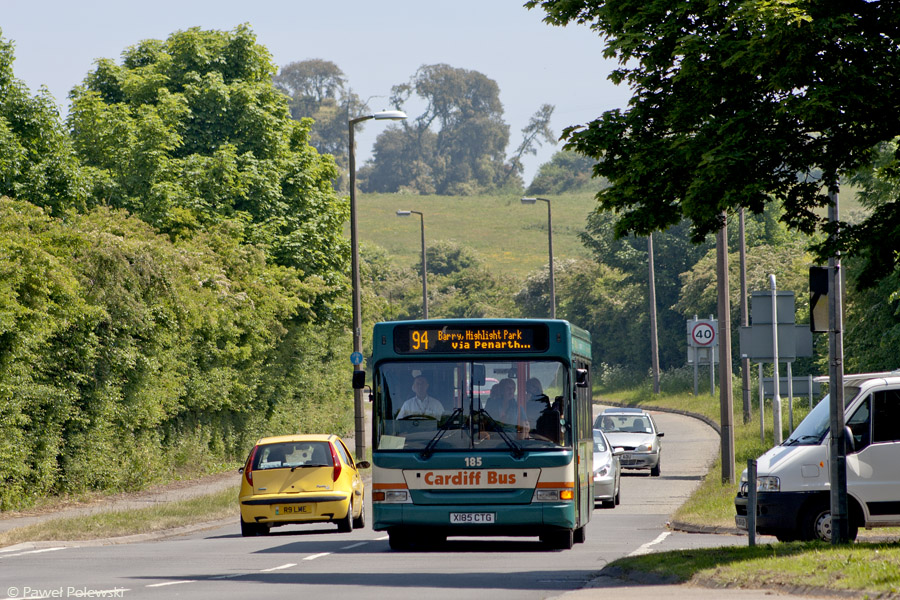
[[352, 370, 366, 389], [575, 368, 588, 387], [844, 426, 856, 454]]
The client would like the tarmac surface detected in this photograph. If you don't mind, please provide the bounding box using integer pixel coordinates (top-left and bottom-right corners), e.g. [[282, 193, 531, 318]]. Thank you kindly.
[[0, 409, 864, 600]]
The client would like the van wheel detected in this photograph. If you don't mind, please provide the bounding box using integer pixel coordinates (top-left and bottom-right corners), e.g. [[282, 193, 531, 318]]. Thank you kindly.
[[801, 500, 858, 542], [337, 499, 353, 533]]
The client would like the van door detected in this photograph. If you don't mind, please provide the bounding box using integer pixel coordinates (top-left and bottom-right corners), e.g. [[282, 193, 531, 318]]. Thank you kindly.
[[846, 388, 900, 524]]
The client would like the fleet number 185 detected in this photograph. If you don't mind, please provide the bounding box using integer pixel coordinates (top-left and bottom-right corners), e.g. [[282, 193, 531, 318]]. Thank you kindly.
[[464, 457, 482, 467]]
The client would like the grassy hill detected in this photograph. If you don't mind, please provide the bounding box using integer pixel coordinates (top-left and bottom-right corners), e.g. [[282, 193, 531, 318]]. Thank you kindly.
[[353, 191, 599, 278], [351, 187, 870, 280]]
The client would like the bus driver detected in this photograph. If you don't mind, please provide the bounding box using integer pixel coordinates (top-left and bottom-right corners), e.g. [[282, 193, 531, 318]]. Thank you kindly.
[[396, 375, 444, 420]]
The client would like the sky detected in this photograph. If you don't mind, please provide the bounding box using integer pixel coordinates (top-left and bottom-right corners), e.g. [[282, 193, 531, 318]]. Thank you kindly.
[[2, 0, 632, 184]]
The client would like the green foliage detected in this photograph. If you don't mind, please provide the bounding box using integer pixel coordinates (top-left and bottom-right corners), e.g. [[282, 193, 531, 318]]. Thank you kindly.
[[363, 240, 519, 326], [0, 198, 351, 510], [527, 150, 600, 195], [273, 59, 364, 190], [0, 30, 92, 214], [359, 64, 514, 195], [581, 214, 713, 370], [66, 25, 348, 318], [527, 0, 900, 284]]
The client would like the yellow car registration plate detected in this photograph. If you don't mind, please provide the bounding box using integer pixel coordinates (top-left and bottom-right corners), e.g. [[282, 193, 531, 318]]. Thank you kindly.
[[278, 505, 311, 515]]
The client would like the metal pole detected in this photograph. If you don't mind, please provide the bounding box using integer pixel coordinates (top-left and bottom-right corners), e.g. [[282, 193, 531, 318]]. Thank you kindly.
[[348, 111, 406, 461], [709, 315, 715, 397], [693, 315, 699, 396], [748, 459, 757, 547], [828, 185, 848, 544], [349, 117, 366, 461], [770, 275, 783, 445], [739, 209, 752, 423], [717, 217, 735, 484], [787, 361, 794, 432], [809, 374, 814, 409], [759, 362, 765, 444], [649, 233, 660, 394], [417, 211, 428, 319], [546, 198, 555, 319]]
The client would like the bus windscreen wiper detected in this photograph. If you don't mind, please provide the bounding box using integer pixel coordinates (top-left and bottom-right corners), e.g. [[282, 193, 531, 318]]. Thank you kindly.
[[420, 408, 463, 459], [473, 408, 524, 458]]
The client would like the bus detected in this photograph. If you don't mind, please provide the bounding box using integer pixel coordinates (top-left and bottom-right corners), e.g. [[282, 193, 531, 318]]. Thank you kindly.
[[354, 318, 593, 550]]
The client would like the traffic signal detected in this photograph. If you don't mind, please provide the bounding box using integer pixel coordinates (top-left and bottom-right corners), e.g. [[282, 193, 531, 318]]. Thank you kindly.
[[809, 266, 829, 333]]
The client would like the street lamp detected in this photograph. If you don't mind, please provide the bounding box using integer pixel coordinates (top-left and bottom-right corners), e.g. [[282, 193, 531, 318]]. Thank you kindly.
[[521, 197, 555, 318], [396, 210, 428, 319], [349, 109, 407, 461]]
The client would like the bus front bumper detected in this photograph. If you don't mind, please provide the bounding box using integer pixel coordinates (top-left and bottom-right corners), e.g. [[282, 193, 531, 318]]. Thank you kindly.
[[373, 502, 576, 535]]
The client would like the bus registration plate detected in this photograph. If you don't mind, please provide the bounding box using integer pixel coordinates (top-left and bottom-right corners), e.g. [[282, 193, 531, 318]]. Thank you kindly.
[[450, 512, 495, 524]]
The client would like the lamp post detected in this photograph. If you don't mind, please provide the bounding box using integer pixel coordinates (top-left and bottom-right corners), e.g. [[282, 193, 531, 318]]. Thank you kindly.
[[520, 197, 555, 318], [396, 210, 428, 319], [349, 110, 406, 461]]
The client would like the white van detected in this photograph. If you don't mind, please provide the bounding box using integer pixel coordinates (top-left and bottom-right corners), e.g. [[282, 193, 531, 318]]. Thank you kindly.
[[735, 371, 900, 542]]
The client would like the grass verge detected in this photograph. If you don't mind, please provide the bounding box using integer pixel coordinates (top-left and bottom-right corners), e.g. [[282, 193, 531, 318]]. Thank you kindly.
[[0, 485, 238, 548], [599, 386, 900, 597], [610, 542, 900, 597]]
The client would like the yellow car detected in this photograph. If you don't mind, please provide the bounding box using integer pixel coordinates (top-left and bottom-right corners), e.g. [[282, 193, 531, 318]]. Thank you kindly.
[[238, 434, 370, 536]]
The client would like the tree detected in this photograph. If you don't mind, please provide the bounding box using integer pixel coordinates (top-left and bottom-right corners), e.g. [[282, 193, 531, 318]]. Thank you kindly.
[[0, 30, 91, 214], [526, 0, 900, 283], [273, 59, 364, 186], [360, 64, 512, 195], [506, 104, 556, 184], [527, 150, 600, 195], [581, 213, 713, 370], [66, 25, 348, 318]]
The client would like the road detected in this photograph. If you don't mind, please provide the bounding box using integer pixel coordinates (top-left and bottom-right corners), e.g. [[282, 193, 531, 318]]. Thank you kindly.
[[0, 409, 750, 600]]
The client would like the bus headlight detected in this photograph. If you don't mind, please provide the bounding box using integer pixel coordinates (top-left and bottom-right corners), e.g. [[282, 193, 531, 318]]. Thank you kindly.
[[534, 488, 574, 502], [373, 490, 410, 503]]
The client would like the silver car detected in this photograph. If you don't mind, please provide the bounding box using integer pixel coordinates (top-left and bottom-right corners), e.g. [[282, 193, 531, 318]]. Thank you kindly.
[[592, 429, 621, 508], [595, 408, 664, 477]]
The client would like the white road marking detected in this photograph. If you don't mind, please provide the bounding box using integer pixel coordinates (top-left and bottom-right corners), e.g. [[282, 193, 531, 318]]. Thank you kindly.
[[146, 580, 196, 587], [628, 531, 671, 556], [340, 542, 368, 550], [0, 547, 66, 559], [260, 562, 297, 572], [375, 535, 389, 540], [302, 552, 331, 561]]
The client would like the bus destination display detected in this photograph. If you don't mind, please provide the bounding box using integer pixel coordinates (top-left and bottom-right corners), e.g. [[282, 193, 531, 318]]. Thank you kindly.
[[394, 324, 548, 354]]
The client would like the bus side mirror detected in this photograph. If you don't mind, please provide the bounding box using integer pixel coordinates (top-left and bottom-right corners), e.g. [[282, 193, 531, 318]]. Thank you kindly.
[[352, 370, 366, 389], [575, 368, 588, 388]]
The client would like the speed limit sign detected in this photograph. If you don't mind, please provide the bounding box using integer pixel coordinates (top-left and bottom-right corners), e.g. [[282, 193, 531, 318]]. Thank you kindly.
[[690, 320, 717, 347]]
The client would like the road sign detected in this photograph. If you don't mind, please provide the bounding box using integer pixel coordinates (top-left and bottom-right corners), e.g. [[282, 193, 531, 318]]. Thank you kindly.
[[350, 351, 363, 366], [690, 320, 717, 347]]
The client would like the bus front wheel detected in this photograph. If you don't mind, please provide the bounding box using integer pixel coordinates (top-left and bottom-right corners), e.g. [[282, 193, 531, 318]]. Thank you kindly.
[[388, 528, 413, 550], [541, 529, 574, 550]]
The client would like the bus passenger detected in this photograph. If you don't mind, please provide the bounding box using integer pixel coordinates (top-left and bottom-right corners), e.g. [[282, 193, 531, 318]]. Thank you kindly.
[[396, 375, 444, 420], [485, 378, 529, 438]]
